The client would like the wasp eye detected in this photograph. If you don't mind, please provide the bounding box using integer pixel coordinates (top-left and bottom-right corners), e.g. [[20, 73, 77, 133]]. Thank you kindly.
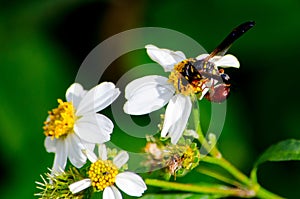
[[221, 73, 230, 82]]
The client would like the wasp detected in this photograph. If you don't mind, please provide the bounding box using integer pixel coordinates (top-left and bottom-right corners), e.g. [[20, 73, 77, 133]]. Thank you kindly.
[[176, 21, 255, 102]]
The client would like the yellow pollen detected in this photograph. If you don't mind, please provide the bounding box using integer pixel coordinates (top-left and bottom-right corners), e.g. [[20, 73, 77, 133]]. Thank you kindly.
[[182, 146, 200, 170], [168, 70, 195, 96], [88, 160, 119, 191], [43, 99, 76, 139]]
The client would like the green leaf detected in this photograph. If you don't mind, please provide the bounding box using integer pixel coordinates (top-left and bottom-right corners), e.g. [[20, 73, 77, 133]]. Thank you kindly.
[[140, 193, 221, 199], [255, 139, 300, 165], [251, 139, 300, 181]]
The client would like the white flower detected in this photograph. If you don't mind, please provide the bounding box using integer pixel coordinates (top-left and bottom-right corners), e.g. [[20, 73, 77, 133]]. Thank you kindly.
[[123, 44, 239, 144], [43, 82, 120, 173], [69, 145, 147, 198]]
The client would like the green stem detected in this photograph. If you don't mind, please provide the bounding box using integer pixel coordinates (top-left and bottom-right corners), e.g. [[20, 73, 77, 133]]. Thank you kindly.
[[192, 106, 220, 157], [187, 99, 284, 198], [256, 186, 285, 199], [197, 167, 244, 188], [201, 156, 251, 186], [250, 167, 258, 183], [200, 156, 285, 199], [145, 179, 254, 197]]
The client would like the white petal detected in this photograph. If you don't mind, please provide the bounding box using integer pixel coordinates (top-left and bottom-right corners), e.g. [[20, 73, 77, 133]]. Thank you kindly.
[[65, 134, 87, 168], [83, 142, 96, 153], [125, 75, 174, 100], [198, 87, 209, 100], [76, 82, 120, 116], [113, 151, 129, 168], [161, 94, 192, 144], [124, 75, 175, 115], [196, 54, 240, 68], [160, 95, 183, 137], [116, 172, 147, 197], [74, 113, 113, 143], [103, 186, 122, 199], [195, 53, 209, 61], [51, 139, 67, 173], [146, 44, 186, 72], [44, 137, 56, 153], [98, 144, 107, 160], [83, 148, 98, 163], [65, 83, 87, 109], [167, 99, 192, 144], [69, 179, 91, 194], [212, 54, 240, 68]]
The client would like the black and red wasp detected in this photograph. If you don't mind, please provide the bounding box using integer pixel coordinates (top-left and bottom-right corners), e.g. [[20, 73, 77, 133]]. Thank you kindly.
[[175, 21, 255, 103]]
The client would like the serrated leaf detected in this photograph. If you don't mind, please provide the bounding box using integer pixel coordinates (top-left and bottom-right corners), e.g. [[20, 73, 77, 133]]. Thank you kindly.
[[251, 139, 300, 181]]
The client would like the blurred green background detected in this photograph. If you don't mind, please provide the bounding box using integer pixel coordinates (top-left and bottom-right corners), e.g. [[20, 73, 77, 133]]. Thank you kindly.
[[0, 0, 299, 198]]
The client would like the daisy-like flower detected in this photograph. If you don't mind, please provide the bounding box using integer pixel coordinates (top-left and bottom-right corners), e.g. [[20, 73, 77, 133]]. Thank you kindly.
[[43, 82, 120, 173], [123, 44, 239, 144], [69, 145, 147, 198]]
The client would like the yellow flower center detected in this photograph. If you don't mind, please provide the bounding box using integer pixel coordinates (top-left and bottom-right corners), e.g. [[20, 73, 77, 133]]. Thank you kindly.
[[88, 159, 119, 191], [43, 99, 76, 139], [182, 147, 200, 170]]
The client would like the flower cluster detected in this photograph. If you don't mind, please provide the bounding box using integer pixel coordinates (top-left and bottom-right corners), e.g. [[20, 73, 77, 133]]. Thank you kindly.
[[38, 82, 147, 199], [69, 145, 146, 198], [124, 44, 239, 144], [44, 82, 120, 173], [36, 44, 240, 199], [35, 22, 286, 199]]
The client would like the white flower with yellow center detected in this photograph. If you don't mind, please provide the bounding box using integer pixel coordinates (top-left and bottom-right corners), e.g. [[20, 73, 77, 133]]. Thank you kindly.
[[124, 44, 239, 144], [69, 145, 147, 198], [43, 82, 120, 172]]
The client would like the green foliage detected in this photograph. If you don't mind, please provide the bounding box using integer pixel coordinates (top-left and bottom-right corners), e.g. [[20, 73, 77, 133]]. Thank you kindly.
[[1, 0, 300, 198], [251, 139, 300, 181], [255, 139, 300, 164], [35, 167, 88, 199]]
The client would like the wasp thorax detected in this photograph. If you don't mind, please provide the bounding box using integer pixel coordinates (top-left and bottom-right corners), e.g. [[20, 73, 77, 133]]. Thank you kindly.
[[171, 59, 208, 96]]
